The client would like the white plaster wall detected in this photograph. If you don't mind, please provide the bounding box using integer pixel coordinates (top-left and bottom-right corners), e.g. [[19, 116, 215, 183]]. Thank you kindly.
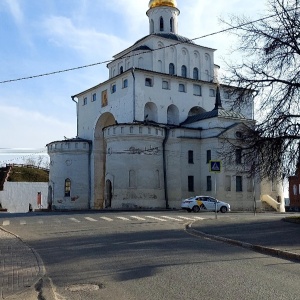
[[166, 128, 262, 210], [134, 72, 217, 124], [102, 123, 264, 211], [104, 125, 166, 208], [0, 182, 48, 213], [48, 141, 90, 210], [77, 72, 134, 140]]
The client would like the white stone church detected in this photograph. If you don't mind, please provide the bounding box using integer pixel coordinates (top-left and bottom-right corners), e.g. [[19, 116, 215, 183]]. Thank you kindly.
[[47, 0, 283, 211]]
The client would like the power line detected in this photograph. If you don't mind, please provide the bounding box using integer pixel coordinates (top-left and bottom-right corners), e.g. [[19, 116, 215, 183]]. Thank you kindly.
[[0, 7, 298, 85]]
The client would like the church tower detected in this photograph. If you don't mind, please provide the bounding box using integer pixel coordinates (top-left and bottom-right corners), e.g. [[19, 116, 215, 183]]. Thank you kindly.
[[147, 0, 180, 35]]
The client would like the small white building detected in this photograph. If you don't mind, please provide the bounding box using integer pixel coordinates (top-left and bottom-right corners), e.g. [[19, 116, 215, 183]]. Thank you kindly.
[[0, 165, 48, 213], [47, 0, 283, 211]]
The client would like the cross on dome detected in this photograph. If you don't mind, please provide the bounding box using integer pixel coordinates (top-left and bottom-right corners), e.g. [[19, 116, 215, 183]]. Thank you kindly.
[[148, 0, 177, 9]]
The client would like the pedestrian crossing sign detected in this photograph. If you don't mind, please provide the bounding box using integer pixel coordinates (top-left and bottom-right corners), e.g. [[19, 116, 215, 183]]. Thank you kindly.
[[209, 160, 221, 173]]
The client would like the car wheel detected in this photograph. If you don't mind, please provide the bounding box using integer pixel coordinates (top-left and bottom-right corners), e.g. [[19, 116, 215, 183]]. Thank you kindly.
[[192, 206, 200, 213], [220, 206, 227, 213]]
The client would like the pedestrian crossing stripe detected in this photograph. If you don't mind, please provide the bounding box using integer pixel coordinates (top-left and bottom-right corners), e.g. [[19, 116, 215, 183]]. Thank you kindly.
[[145, 216, 167, 221], [130, 216, 146, 221], [161, 216, 183, 221], [69, 218, 80, 223], [85, 217, 97, 222], [116, 217, 130, 221], [100, 217, 113, 222]]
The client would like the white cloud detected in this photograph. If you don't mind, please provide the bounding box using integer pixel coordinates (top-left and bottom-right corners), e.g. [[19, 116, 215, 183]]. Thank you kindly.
[[4, 0, 23, 24], [42, 16, 130, 61], [179, 0, 266, 66], [0, 105, 76, 148], [106, 0, 148, 37]]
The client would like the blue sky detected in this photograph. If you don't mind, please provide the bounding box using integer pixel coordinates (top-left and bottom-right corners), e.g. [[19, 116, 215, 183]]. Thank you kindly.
[[0, 0, 266, 164]]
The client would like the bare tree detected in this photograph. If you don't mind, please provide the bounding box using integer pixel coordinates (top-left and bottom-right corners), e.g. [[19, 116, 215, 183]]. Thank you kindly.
[[221, 0, 300, 179], [25, 156, 49, 169]]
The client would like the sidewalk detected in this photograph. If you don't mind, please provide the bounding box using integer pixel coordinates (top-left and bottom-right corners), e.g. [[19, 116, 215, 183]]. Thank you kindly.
[[189, 214, 300, 262], [0, 228, 44, 300]]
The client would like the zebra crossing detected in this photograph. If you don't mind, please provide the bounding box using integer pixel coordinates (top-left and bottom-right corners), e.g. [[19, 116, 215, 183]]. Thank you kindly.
[[0, 214, 205, 227]]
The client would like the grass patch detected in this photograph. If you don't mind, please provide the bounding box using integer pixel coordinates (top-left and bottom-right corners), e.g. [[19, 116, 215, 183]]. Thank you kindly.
[[7, 167, 49, 182]]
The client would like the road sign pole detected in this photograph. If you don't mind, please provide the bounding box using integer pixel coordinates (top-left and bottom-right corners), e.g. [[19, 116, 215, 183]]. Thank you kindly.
[[215, 173, 217, 219], [209, 160, 221, 220]]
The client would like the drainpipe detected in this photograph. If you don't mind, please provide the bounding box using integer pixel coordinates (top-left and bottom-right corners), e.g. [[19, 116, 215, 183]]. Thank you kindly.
[[131, 68, 136, 122], [71, 96, 79, 137], [163, 127, 170, 209], [87, 141, 92, 210]]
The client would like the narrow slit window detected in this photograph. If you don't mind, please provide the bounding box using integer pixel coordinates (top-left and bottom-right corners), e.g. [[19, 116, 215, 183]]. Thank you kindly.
[[64, 179, 71, 197], [188, 176, 194, 192], [207, 176, 212, 191], [181, 65, 187, 77], [160, 17, 164, 31], [170, 17, 174, 32], [188, 150, 194, 164]]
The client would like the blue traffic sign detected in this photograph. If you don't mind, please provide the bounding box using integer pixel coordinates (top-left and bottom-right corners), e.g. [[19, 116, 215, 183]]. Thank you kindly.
[[209, 161, 221, 173]]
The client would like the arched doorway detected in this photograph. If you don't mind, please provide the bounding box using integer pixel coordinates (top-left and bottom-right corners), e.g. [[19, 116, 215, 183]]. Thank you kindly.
[[105, 180, 112, 208], [94, 112, 116, 209], [47, 186, 53, 210]]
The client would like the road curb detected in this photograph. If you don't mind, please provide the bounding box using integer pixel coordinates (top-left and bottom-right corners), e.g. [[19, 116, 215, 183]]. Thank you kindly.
[[185, 224, 300, 263], [0, 227, 48, 300]]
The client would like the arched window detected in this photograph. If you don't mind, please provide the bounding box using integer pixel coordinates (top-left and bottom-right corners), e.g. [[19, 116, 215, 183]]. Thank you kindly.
[[160, 17, 164, 31], [167, 104, 179, 125], [158, 60, 162, 72], [144, 102, 158, 123], [169, 63, 175, 75], [64, 178, 71, 197], [120, 66, 123, 74], [170, 17, 174, 32], [193, 67, 199, 80], [150, 19, 154, 34], [205, 70, 210, 81], [181, 65, 187, 77]]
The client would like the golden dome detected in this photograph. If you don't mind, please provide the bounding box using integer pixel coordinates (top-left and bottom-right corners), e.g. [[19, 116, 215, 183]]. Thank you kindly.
[[148, 0, 177, 9]]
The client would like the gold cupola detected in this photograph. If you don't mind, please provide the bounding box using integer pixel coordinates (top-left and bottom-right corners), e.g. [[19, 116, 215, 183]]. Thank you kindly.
[[148, 0, 177, 9]]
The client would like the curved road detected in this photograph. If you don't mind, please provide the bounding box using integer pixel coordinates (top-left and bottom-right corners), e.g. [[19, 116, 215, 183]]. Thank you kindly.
[[2, 212, 300, 300]]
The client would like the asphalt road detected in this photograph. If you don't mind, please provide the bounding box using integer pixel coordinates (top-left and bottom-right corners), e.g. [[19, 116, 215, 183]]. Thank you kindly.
[[1, 211, 300, 300]]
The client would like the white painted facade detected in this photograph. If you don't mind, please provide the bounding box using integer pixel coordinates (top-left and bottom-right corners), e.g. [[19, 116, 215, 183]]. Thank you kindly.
[[47, 139, 91, 210], [47, 0, 283, 211], [0, 182, 48, 213]]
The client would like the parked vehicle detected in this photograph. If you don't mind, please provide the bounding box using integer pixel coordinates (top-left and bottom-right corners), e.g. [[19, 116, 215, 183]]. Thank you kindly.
[[181, 196, 230, 213]]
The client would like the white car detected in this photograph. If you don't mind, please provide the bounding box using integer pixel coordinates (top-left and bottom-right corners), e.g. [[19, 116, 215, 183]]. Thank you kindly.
[[181, 196, 230, 213]]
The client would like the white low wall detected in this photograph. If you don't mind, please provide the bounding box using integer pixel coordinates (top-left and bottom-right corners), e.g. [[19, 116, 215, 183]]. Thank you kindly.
[[261, 194, 285, 213], [0, 182, 48, 213]]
